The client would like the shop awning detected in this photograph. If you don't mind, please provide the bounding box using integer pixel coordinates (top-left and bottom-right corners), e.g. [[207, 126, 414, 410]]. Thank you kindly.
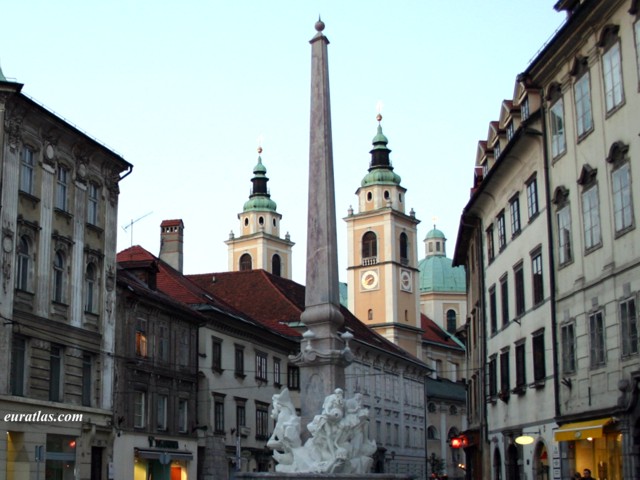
[[135, 448, 193, 461], [554, 417, 614, 441]]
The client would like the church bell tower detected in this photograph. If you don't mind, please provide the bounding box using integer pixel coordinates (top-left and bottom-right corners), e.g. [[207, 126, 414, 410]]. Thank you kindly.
[[226, 148, 294, 278], [344, 114, 423, 359]]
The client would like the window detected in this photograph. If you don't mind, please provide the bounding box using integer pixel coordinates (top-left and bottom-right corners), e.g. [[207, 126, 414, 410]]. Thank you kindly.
[[84, 263, 97, 313], [515, 343, 526, 389], [533, 332, 546, 382], [156, 394, 168, 431], [271, 254, 281, 277], [494, 142, 501, 159], [446, 310, 456, 334], [82, 354, 92, 407], [52, 251, 66, 303], [236, 401, 246, 430], [239, 253, 252, 271], [506, 122, 515, 142], [427, 402, 436, 413], [10, 336, 26, 396], [488, 356, 497, 397], [55, 166, 69, 211], [582, 185, 601, 250], [486, 225, 495, 262], [531, 251, 544, 306], [157, 324, 169, 363], [399, 233, 408, 264], [550, 98, 566, 158], [526, 177, 539, 219], [620, 297, 638, 357], [135, 318, 148, 358], [273, 357, 281, 386], [16, 236, 31, 291], [489, 286, 498, 334], [500, 350, 510, 395], [574, 73, 593, 136], [177, 330, 189, 367], [214, 395, 225, 433], [500, 275, 509, 327], [20, 147, 34, 194], [87, 182, 99, 225], [256, 402, 270, 440], [287, 365, 300, 390], [427, 426, 438, 440], [557, 205, 573, 265], [178, 399, 188, 433], [256, 351, 268, 382], [602, 40, 624, 112], [211, 337, 222, 372], [49, 345, 63, 402], [497, 211, 506, 250], [510, 196, 521, 236], [134, 391, 146, 428], [561, 324, 576, 374], [589, 310, 606, 367], [612, 163, 633, 233], [514, 263, 525, 316], [234, 345, 245, 377], [362, 231, 377, 262], [521, 97, 530, 121]]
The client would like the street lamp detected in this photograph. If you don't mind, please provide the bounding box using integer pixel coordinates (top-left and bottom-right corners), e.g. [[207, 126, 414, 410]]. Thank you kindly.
[[515, 431, 540, 445]]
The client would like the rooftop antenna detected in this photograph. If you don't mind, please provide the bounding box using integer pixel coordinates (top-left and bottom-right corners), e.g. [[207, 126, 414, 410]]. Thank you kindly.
[[122, 211, 153, 246]]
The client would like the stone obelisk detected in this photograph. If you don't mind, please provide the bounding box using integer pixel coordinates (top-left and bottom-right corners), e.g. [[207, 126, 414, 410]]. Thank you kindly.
[[293, 19, 352, 432]]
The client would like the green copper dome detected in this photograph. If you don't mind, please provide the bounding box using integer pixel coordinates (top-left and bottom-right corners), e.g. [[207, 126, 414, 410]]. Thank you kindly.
[[361, 120, 401, 187], [253, 157, 267, 175], [426, 227, 445, 240], [418, 255, 466, 293], [243, 196, 277, 212]]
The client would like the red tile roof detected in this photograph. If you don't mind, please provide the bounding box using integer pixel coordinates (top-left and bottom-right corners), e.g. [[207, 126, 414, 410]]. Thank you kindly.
[[188, 269, 424, 362], [421, 313, 464, 350], [160, 219, 183, 227]]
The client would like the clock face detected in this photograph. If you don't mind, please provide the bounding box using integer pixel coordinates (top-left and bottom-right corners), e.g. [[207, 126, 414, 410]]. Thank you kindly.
[[361, 270, 379, 290], [400, 269, 412, 292]]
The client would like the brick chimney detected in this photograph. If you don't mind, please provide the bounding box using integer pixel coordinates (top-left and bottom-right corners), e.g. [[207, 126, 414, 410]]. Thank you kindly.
[[159, 219, 184, 273]]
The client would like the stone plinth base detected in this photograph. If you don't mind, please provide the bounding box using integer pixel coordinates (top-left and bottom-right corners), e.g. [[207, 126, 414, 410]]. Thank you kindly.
[[236, 474, 414, 479]]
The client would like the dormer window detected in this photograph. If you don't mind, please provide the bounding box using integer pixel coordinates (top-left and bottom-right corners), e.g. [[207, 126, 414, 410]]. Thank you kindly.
[[506, 122, 515, 142], [521, 97, 530, 121], [494, 143, 501, 160]]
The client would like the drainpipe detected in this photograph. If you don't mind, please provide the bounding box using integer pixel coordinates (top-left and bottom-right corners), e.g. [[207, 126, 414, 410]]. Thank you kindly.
[[540, 90, 562, 419]]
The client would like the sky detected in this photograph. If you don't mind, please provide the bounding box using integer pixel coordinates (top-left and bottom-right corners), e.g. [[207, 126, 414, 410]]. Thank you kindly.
[[0, 1, 566, 284]]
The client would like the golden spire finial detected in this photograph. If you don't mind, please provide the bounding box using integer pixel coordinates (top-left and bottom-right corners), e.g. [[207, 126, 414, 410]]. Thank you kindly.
[[257, 134, 265, 154], [376, 100, 383, 123]]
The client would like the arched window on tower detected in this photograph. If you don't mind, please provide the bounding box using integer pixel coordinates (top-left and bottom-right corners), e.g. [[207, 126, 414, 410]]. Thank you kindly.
[[362, 231, 377, 264], [239, 254, 252, 271], [446, 309, 457, 334], [399, 232, 408, 265], [272, 254, 281, 277]]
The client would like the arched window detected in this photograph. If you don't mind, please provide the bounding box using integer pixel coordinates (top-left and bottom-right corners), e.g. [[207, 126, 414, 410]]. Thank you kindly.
[[427, 426, 439, 440], [362, 231, 377, 261], [239, 254, 252, 271], [272, 254, 281, 277], [399, 232, 408, 263], [16, 236, 31, 291], [53, 251, 65, 303], [85, 263, 97, 313], [427, 402, 436, 413], [367, 309, 373, 321], [493, 448, 503, 480], [446, 309, 457, 333]]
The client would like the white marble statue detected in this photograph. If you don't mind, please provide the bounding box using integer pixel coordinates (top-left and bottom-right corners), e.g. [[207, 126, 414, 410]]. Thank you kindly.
[[269, 388, 376, 474]]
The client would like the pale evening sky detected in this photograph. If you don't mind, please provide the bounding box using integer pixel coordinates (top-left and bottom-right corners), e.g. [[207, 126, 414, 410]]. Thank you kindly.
[[0, 1, 565, 283]]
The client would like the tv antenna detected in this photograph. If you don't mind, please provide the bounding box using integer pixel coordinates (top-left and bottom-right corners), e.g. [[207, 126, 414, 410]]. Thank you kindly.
[[122, 211, 153, 246]]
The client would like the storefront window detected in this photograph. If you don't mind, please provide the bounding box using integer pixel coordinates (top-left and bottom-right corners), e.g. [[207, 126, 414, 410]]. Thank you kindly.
[[571, 432, 622, 480], [46, 434, 77, 480]]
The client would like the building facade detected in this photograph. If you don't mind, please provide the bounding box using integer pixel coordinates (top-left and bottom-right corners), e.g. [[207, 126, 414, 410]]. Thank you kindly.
[[0, 69, 132, 478]]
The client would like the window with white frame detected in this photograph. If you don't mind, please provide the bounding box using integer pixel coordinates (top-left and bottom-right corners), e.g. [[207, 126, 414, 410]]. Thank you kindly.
[[620, 296, 638, 357], [156, 394, 168, 430], [85, 263, 97, 313], [531, 250, 544, 306], [52, 250, 66, 303], [211, 337, 222, 372], [489, 286, 497, 334], [574, 72, 593, 137], [557, 205, 573, 266], [178, 398, 188, 433], [550, 97, 566, 158], [589, 310, 606, 367], [273, 357, 281, 386], [87, 182, 99, 225], [526, 176, 539, 219], [561, 323, 576, 374], [256, 351, 268, 382], [497, 211, 506, 250], [20, 146, 35, 194], [582, 185, 601, 250], [214, 395, 225, 433], [521, 96, 530, 121], [612, 163, 633, 233], [256, 401, 270, 440], [55, 166, 69, 211], [486, 225, 495, 262], [499, 350, 510, 395], [510, 195, 521, 237], [488, 355, 497, 397], [134, 391, 146, 428], [500, 275, 509, 327], [16, 236, 32, 292], [514, 263, 525, 317], [601, 27, 624, 112]]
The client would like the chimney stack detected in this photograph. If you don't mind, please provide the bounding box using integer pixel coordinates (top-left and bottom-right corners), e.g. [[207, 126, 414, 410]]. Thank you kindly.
[[159, 219, 184, 273]]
